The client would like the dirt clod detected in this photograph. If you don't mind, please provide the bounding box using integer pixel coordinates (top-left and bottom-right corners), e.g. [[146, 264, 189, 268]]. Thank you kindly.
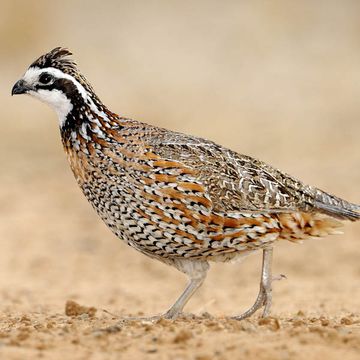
[[173, 329, 193, 343], [65, 300, 97, 318], [258, 317, 281, 331], [340, 317, 353, 326]]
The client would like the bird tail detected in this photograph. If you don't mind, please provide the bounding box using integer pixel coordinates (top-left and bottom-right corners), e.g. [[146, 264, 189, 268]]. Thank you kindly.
[[279, 212, 344, 242], [313, 189, 360, 221]]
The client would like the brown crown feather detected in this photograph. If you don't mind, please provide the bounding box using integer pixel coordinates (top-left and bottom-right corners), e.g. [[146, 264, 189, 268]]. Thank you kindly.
[[29, 47, 97, 97]]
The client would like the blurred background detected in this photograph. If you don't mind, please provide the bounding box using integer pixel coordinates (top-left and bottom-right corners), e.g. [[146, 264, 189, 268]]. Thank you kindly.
[[1, 0, 360, 320]]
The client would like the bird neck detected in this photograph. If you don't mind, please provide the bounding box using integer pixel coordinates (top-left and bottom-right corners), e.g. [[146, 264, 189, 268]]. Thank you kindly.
[[60, 92, 119, 150]]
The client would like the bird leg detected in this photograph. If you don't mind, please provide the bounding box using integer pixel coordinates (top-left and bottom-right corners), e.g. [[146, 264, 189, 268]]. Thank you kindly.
[[100, 260, 209, 332], [163, 274, 206, 319], [233, 248, 276, 320]]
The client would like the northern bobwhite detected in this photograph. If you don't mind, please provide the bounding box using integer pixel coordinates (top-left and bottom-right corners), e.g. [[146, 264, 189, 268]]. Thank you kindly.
[[12, 48, 360, 321]]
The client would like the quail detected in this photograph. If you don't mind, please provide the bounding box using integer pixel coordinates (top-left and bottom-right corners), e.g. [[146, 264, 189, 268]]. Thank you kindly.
[[12, 48, 360, 321]]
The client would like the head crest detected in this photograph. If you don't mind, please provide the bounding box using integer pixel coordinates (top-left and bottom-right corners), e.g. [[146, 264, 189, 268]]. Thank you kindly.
[[30, 47, 77, 75]]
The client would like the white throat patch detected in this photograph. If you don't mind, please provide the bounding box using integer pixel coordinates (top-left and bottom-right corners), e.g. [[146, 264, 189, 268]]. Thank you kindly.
[[29, 88, 73, 126]]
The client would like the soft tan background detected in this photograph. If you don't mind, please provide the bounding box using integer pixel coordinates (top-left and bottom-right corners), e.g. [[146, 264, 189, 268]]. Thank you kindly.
[[1, 1, 360, 359]]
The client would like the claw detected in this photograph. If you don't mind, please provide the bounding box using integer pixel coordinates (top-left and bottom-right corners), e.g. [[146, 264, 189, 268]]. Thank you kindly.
[[273, 274, 287, 282]]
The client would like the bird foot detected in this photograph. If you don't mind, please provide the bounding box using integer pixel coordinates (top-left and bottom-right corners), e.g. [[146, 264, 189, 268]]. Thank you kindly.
[[231, 273, 286, 321]]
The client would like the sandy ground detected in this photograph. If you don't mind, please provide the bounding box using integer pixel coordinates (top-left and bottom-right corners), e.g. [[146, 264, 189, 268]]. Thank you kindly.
[[2, 1, 360, 359]]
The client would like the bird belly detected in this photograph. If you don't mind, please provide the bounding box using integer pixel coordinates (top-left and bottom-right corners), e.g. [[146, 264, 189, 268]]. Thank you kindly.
[[79, 174, 282, 262]]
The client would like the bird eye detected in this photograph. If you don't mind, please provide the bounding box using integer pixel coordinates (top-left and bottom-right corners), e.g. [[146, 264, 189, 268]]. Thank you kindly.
[[39, 73, 53, 84]]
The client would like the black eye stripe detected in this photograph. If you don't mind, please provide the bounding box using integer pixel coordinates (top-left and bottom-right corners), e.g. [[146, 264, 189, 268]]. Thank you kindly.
[[35, 78, 80, 98], [35, 83, 57, 91]]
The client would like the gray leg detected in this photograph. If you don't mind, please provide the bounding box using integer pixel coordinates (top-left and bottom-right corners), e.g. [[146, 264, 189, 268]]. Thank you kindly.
[[164, 271, 207, 319], [261, 247, 273, 317], [100, 259, 209, 332], [233, 248, 274, 320]]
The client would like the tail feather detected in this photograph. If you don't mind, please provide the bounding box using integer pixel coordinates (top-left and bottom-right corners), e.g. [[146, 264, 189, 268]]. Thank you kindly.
[[279, 212, 344, 242], [313, 188, 360, 221], [314, 201, 360, 221]]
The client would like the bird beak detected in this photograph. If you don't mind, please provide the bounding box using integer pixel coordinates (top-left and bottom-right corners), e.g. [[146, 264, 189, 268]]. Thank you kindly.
[[11, 79, 32, 96]]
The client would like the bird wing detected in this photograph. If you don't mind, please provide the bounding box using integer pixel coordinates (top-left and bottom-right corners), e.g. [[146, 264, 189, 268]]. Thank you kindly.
[[145, 127, 360, 220]]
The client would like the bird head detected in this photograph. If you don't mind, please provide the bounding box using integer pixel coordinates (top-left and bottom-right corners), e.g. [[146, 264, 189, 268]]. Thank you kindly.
[[12, 47, 104, 127]]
